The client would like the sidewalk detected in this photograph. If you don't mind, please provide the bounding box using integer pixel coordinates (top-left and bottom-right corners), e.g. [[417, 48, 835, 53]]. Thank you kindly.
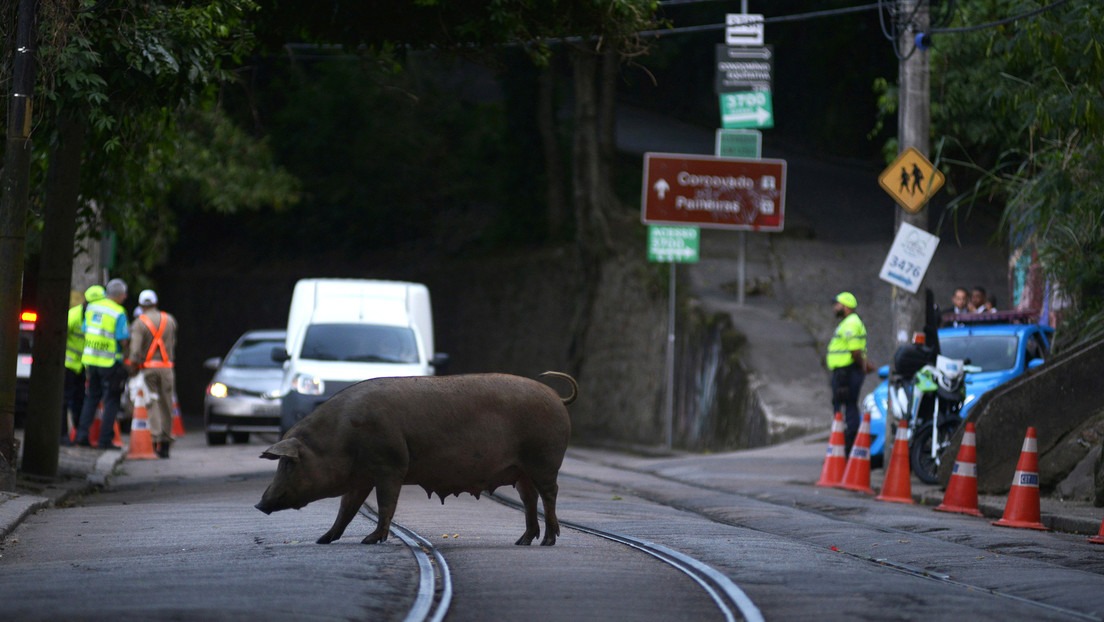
[[0, 434, 126, 540]]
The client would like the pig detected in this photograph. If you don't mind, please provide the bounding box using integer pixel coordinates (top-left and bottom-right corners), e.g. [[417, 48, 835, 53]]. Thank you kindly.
[[255, 371, 576, 547]]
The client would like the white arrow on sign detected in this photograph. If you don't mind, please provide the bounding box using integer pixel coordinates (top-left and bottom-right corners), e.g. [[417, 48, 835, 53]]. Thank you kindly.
[[654, 178, 670, 200], [723, 107, 772, 126]]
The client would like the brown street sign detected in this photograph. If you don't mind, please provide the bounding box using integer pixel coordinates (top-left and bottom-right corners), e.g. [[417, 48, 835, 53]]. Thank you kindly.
[[641, 153, 786, 232]]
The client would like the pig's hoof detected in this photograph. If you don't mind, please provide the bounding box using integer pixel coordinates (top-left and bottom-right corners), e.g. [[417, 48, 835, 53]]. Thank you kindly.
[[361, 532, 388, 544], [540, 535, 557, 546], [514, 533, 536, 546], [316, 533, 337, 545]]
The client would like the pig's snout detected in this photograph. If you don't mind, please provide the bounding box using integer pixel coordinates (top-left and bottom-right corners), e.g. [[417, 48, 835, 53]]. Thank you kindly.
[[255, 502, 273, 515]]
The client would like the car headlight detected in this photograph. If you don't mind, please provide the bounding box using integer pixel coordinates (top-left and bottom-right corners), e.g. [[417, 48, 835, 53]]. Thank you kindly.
[[208, 382, 228, 399], [292, 373, 324, 396]]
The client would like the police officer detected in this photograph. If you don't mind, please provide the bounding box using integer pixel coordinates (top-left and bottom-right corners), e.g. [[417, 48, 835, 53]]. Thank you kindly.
[[61, 285, 104, 445], [74, 278, 130, 449], [826, 292, 874, 455]]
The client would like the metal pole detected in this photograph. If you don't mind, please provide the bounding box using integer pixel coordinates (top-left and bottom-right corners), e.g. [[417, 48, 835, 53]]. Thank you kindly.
[[665, 262, 676, 449], [737, 231, 747, 306]]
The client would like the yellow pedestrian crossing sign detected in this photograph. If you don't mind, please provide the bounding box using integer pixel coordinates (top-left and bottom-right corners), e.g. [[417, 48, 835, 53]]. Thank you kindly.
[[878, 147, 945, 214]]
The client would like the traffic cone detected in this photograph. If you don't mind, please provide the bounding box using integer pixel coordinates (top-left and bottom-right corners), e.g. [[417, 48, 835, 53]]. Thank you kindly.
[[1089, 517, 1104, 544], [88, 402, 103, 447], [836, 413, 875, 495], [171, 392, 186, 437], [815, 412, 848, 487], [993, 427, 1048, 531], [935, 422, 982, 516], [876, 419, 914, 504], [126, 382, 159, 460]]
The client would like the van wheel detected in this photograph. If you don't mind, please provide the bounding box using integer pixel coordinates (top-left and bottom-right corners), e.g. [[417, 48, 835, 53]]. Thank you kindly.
[[207, 431, 228, 446], [231, 431, 250, 444]]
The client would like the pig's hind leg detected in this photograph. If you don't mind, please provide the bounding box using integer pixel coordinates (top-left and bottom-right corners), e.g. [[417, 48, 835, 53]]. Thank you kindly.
[[514, 476, 541, 546], [317, 487, 373, 544], [535, 477, 560, 546]]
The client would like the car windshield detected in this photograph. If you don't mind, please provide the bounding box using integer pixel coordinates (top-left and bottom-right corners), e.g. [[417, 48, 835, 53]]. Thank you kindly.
[[301, 324, 419, 364], [940, 335, 1019, 372], [225, 338, 285, 369]]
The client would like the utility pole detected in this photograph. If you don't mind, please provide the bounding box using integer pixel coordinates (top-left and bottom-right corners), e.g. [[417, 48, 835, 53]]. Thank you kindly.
[[0, 0, 39, 490], [893, 0, 930, 347]]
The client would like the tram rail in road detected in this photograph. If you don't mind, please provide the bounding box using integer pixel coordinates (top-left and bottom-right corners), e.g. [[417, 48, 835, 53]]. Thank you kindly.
[[359, 494, 764, 622]]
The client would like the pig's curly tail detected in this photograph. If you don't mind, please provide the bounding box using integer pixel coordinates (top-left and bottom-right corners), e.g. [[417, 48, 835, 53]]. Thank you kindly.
[[539, 371, 578, 406]]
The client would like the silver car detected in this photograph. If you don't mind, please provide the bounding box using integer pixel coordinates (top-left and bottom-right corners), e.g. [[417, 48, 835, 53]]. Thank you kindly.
[[203, 329, 286, 445]]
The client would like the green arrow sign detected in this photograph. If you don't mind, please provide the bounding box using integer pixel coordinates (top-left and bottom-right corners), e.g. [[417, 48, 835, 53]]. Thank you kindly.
[[720, 91, 773, 129], [648, 226, 700, 263]]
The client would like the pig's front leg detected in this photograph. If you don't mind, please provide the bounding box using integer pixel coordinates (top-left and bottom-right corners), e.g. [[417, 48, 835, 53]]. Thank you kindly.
[[363, 478, 402, 544], [317, 487, 373, 544]]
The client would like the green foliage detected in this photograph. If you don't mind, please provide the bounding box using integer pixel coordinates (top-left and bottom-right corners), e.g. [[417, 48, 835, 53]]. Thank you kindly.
[[25, 0, 299, 278], [933, 0, 1104, 351]]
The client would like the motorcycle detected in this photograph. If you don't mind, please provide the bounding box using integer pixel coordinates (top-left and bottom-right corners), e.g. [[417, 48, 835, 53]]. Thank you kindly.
[[886, 351, 980, 484]]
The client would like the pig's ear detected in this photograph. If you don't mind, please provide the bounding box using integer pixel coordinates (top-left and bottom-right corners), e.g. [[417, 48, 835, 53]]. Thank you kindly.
[[260, 438, 302, 462]]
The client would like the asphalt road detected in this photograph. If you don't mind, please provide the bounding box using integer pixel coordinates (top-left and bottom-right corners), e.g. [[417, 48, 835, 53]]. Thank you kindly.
[[3, 431, 1103, 620]]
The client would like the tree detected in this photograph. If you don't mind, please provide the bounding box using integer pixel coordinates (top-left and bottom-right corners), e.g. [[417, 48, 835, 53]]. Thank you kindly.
[[933, 0, 1104, 351], [10, 0, 298, 478]]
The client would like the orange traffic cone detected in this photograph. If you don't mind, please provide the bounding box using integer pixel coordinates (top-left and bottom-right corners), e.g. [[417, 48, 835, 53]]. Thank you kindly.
[[1090, 517, 1104, 544], [836, 412, 875, 495], [88, 402, 103, 447], [816, 412, 848, 487], [993, 427, 1048, 531], [171, 392, 186, 437], [935, 422, 982, 516], [126, 383, 159, 460], [876, 419, 914, 504]]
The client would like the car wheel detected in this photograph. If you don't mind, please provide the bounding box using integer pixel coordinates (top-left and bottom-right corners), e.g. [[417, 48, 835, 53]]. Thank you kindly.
[[206, 431, 228, 446], [231, 431, 250, 444]]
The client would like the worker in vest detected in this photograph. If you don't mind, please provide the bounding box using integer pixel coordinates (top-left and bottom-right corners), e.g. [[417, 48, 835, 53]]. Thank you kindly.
[[75, 278, 130, 449], [61, 285, 104, 445], [127, 289, 178, 458], [826, 292, 875, 455]]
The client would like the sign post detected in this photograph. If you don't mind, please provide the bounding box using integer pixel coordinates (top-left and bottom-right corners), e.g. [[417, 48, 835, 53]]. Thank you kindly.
[[646, 225, 699, 450]]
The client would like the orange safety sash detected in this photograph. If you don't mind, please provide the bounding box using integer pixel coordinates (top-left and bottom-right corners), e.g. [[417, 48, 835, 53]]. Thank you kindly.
[[137, 312, 174, 369]]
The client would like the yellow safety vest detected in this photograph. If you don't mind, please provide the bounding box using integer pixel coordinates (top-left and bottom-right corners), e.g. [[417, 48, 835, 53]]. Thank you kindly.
[[65, 304, 85, 373], [81, 299, 126, 367], [826, 313, 867, 370]]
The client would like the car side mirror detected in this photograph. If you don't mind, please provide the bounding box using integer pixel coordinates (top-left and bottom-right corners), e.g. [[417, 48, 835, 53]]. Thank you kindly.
[[1027, 358, 1045, 371], [271, 347, 290, 363], [203, 356, 222, 370], [877, 364, 890, 379], [431, 352, 450, 373]]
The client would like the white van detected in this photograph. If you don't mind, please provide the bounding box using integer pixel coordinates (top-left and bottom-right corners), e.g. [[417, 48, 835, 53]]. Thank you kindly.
[[273, 278, 448, 433]]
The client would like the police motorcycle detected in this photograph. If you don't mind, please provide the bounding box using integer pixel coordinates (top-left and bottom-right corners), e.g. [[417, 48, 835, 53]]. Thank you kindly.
[[879, 291, 981, 484]]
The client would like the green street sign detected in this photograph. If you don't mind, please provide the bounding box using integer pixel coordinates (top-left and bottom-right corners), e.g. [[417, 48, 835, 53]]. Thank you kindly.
[[720, 91, 773, 129], [648, 226, 700, 263], [715, 129, 762, 158]]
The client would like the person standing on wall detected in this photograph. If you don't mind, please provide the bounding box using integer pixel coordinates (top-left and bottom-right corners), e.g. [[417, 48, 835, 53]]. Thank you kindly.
[[74, 278, 130, 449], [826, 292, 875, 455], [127, 289, 178, 458]]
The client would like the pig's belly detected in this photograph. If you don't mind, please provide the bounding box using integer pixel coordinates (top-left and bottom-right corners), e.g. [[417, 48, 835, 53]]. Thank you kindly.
[[408, 463, 522, 500]]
